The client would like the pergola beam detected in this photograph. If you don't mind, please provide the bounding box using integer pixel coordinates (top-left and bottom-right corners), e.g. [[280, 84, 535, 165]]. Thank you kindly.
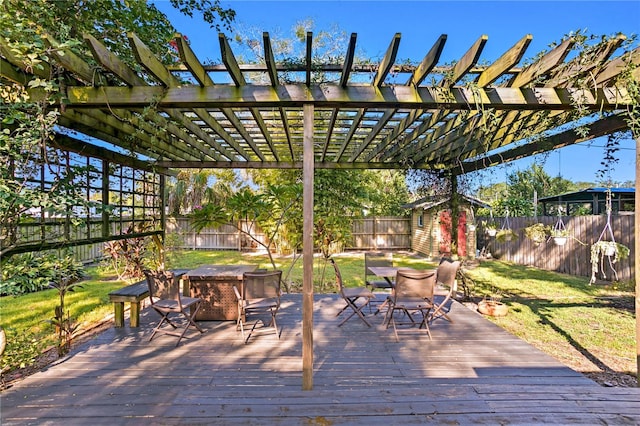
[[453, 114, 630, 174], [60, 85, 633, 109]]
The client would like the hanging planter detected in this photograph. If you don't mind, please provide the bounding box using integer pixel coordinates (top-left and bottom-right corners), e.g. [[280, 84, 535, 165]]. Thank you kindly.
[[484, 210, 497, 236], [590, 241, 630, 283], [493, 209, 517, 243], [467, 206, 477, 232], [589, 189, 629, 284], [551, 229, 570, 246], [549, 214, 570, 246], [524, 223, 549, 245], [496, 228, 517, 243]]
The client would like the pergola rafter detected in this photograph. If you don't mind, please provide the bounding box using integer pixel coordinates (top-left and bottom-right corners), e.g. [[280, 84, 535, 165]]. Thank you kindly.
[[4, 31, 637, 173]]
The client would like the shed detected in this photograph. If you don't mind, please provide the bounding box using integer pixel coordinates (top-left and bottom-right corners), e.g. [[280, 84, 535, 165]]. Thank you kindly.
[[403, 195, 489, 259], [540, 187, 635, 216]]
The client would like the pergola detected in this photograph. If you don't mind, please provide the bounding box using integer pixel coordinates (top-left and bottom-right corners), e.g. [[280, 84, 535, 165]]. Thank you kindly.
[[1, 30, 639, 389]]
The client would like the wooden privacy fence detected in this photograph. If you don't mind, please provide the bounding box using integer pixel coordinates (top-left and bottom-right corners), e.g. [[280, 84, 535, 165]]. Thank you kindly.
[[166, 216, 411, 251], [350, 216, 411, 250], [476, 215, 635, 283], [165, 218, 266, 251]]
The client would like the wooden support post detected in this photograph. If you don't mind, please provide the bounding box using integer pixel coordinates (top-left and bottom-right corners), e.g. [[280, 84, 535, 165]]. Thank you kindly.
[[159, 173, 166, 270], [451, 173, 459, 256], [635, 134, 639, 387], [102, 160, 110, 239], [302, 103, 314, 390]]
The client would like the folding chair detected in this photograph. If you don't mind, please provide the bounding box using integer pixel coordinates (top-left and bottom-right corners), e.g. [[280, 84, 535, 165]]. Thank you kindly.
[[331, 258, 375, 327], [143, 269, 204, 346], [430, 259, 461, 324], [386, 269, 436, 342], [234, 270, 282, 344], [365, 251, 395, 290]]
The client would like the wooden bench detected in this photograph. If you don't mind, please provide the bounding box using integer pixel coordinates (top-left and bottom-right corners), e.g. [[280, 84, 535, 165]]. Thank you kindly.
[[108, 269, 189, 328]]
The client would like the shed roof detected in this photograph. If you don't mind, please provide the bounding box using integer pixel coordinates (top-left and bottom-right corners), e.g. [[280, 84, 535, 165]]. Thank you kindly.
[[403, 194, 490, 210], [539, 187, 635, 202]]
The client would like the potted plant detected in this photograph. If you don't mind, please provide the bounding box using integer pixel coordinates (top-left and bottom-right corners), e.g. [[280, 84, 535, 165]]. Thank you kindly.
[[485, 222, 497, 237], [477, 291, 508, 317], [496, 228, 517, 243], [590, 240, 630, 284], [524, 223, 549, 245], [591, 241, 630, 267]]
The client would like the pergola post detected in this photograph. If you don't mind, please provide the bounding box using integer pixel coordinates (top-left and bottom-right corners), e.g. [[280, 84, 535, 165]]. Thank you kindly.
[[302, 103, 314, 390]]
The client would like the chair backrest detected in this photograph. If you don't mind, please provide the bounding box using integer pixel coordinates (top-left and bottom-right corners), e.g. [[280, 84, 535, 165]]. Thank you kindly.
[[242, 270, 282, 301], [394, 269, 436, 300], [330, 258, 346, 297], [143, 269, 180, 303], [365, 252, 393, 270], [436, 259, 461, 291]]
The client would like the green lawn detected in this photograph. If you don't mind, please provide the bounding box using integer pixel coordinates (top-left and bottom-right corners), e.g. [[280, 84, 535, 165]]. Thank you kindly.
[[0, 250, 635, 381]]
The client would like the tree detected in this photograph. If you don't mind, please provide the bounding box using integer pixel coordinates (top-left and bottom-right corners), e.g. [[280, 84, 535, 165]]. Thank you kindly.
[[190, 184, 302, 286], [362, 170, 411, 217], [2, 0, 234, 66], [476, 163, 582, 217], [232, 19, 351, 84], [247, 168, 376, 257], [166, 169, 244, 216], [0, 1, 236, 259]]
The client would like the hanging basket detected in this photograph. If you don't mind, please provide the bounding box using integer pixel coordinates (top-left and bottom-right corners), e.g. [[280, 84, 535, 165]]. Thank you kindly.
[[603, 244, 616, 257], [487, 228, 497, 237], [553, 236, 567, 246]]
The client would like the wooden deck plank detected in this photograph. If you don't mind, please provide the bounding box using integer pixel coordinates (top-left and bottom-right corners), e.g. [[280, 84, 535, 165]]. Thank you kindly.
[[2, 293, 638, 425]]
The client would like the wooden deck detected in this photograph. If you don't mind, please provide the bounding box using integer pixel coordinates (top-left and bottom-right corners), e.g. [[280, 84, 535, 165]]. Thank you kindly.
[[2, 294, 639, 425]]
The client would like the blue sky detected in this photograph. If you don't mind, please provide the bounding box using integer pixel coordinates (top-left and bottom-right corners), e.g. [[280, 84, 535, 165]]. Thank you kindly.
[[154, 0, 639, 185]]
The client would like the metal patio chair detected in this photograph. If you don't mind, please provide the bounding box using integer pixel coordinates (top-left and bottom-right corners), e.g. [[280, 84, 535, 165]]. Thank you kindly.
[[331, 258, 375, 327], [430, 258, 461, 324], [234, 270, 282, 344], [386, 269, 436, 342], [143, 269, 204, 347]]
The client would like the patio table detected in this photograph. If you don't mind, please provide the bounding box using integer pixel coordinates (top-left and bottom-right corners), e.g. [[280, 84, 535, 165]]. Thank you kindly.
[[367, 266, 398, 287], [184, 264, 257, 320]]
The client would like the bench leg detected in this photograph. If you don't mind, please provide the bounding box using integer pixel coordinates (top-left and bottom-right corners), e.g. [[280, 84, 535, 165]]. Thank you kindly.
[[130, 302, 141, 327], [114, 302, 125, 328]]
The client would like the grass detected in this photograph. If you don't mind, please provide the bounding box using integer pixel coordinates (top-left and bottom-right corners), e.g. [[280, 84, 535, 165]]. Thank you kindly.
[[463, 260, 636, 379], [0, 250, 636, 382]]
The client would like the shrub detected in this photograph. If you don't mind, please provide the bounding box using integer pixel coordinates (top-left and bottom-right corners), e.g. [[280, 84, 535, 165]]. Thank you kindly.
[[0, 327, 46, 373], [1, 252, 84, 296]]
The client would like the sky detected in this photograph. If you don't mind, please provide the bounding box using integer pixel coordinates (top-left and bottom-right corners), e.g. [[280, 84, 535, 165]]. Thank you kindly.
[[153, 0, 639, 186]]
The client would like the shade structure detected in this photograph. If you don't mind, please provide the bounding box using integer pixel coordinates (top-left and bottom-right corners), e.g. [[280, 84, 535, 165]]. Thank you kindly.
[[2, 28, 639, 390]]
